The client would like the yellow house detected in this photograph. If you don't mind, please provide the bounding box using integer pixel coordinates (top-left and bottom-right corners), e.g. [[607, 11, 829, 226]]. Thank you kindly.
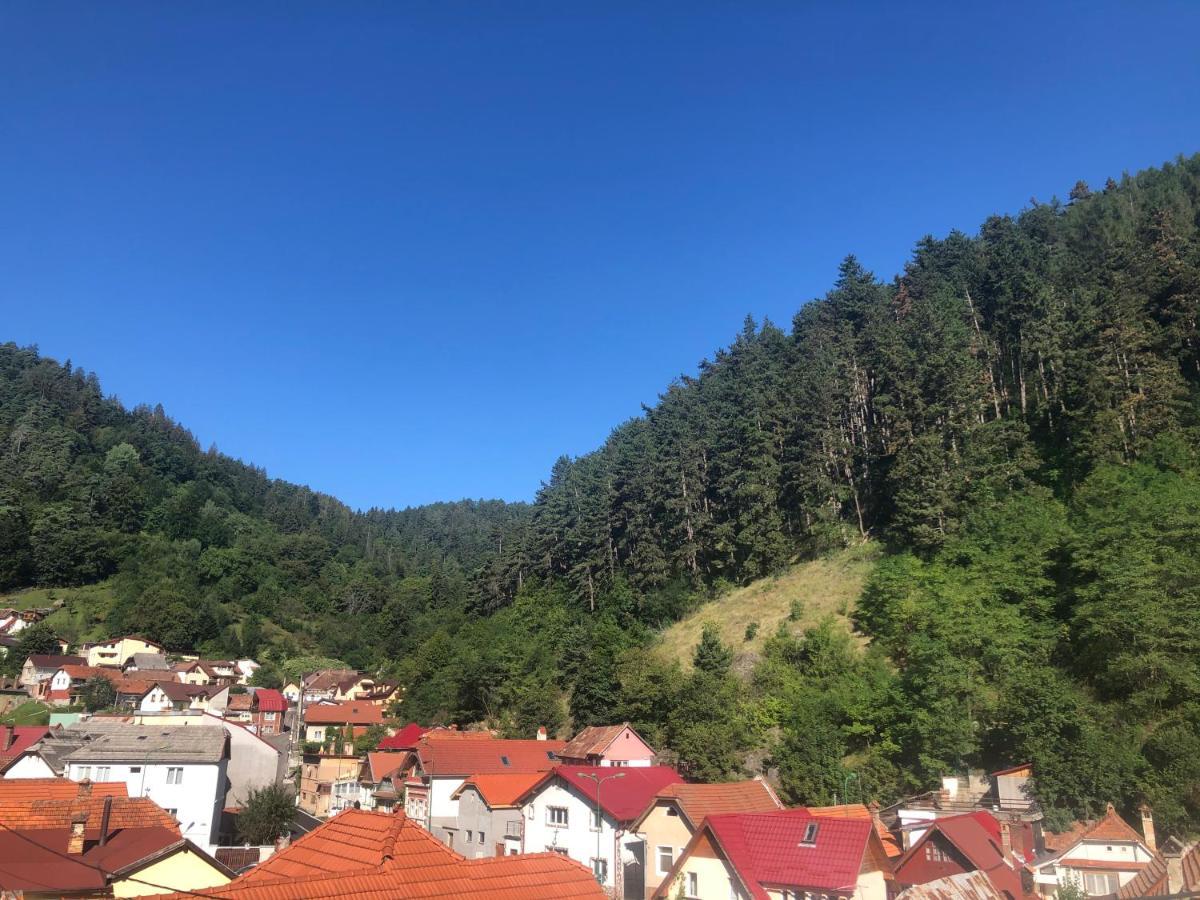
[[110, 841, 233, 897], [630, 779, 783, 899], [654, 808, 892, 900], [86, 636, 166, 669]]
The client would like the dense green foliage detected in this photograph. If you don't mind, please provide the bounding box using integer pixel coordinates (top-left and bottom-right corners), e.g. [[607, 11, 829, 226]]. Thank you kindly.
[[236, 783, 296, 844], [5, 155, 1200, 831]]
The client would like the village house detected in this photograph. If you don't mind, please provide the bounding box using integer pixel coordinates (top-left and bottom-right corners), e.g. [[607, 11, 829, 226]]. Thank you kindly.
[[234, 658, 260, 684], [141, 807, 606, 899], [515, 764, 683, 897], [62, 726, 230, 849], [123, 651, 173, 674], [20, 652, 84, 691], [1116, 836, 1200, 898], [139, 679, 230, 713], [451, 771, 548, 858], [653, 807, 894, 900], [628, 778, 784, 899], [300, 667, 361, 703], [84, 635, 166, 669], [223, 687, 287, 735], [1030, 804, 1158, 898], [558, 722, 658, 767], [300, 747, 364, 818], [0, 724, 52, 773], [891, 810, 1025, 900], [174, 659, 240, 686], [0, 607, 50, 637], [1, 727, 91, 777], [302, 699, 384, 744], [0, 778, 233, 898], [400, 734, 566, 840], [337, 750, 408, 814]]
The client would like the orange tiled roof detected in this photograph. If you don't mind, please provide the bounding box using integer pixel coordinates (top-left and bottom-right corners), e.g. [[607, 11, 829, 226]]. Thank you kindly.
[[453, 772, 548, 807], [647, 779, 782, 828], [417, 737, 565, 776], [810, 802, 904, 858], [0, 794, 178, 832], [0, 778, 127, 803], [144, 809, 604, 899], [1045, 804, 1148, 855], [304, 701, 384, 726], [364, 751, 407, 784]]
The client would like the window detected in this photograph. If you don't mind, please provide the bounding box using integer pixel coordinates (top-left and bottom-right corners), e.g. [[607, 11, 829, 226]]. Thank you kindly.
[[592, 858, 609, 882], [130, 766, 141, 773], [479, 831, 485, 845], [686, 871, 699, 897], [925, 842, 951, 863], [801, 822, 819, 845], [95, 766, 110, 780], [166, 767, 183, 785], [264, 711, 277, 721], [547, 806, 568, 827], [591, 807, 602, 830], [77, 766, 91, 780], [657, 846, 674, 875], [1083, 873, 1119, 896], [466, 830, 473, 842], [165, 808, 178, 818]]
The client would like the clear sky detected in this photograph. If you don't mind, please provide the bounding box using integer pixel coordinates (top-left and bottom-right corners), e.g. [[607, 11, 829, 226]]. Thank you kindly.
[[2, 3, 1198, 510]]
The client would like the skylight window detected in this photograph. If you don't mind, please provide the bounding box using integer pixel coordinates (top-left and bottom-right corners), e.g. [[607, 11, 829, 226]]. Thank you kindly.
[[500, 755, 510, 766], [801, 822, 819, 845]]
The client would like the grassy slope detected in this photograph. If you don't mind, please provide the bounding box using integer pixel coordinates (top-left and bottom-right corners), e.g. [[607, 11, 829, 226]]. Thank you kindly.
[[0, 582, 118, 644], [656, 542, 880, 673]]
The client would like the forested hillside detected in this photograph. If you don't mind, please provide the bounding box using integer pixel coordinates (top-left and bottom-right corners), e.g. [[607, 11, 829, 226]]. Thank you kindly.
[[4, 154, 1200, 833]]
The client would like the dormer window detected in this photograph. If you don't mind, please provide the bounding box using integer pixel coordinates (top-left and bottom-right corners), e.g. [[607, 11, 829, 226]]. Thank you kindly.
[[801, 822, 819, 845]]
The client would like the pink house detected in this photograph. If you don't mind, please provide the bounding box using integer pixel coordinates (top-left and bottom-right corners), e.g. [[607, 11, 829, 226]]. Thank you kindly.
[[559, 722, 656, 767]]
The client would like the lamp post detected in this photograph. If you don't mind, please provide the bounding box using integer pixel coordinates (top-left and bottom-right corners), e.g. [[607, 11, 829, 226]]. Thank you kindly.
[[576, 771, 625, 886]]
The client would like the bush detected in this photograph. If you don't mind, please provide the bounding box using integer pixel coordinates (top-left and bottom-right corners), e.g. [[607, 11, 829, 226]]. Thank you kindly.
[[788, 598, 804, 621], [744, 622, 759, 641], [236, 783, 295, 844]]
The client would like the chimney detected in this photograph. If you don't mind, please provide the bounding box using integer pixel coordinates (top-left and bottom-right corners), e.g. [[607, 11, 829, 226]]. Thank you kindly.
[[1140, 804, 1157, 854], [78, 779, 93, 798], [274, 831, 292, 853], [536, 727, 548, 742], [1163, 837, 1185, 894], [68, 810, 88, 855], [98, 796, 113, 847], [0, 725, 11, 752], [1000, 821, 1013, 855]]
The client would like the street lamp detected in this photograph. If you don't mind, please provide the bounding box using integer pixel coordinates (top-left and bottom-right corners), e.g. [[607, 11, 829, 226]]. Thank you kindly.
[[576, 771, 625, 885]]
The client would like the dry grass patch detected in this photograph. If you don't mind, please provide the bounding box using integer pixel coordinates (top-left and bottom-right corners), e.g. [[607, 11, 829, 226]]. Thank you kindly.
[[656, 542, 880, 674]]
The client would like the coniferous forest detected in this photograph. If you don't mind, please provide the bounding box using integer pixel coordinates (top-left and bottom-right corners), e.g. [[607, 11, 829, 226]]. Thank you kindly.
[[4, 155, 1200, 832]]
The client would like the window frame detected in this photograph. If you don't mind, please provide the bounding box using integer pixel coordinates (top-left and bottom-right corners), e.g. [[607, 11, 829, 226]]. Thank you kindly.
[[166, 766, 184, 785], [592, 857, 609, 882], [686, 871, 699, 897], [657, 845, 674, 876], [547, 806, 569, 827]]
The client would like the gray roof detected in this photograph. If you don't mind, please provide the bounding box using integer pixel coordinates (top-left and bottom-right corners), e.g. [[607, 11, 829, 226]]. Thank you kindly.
[[129, 652, 171, 670], [63, 726, 228, 764], [21, 732, 92, 774]]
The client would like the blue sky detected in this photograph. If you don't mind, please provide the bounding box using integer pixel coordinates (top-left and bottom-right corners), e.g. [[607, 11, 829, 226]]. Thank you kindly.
[[2, 3, 1198, 510]]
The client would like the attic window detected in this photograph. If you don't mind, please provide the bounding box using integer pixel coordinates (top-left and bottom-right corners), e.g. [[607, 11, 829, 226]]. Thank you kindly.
[[500, 755, 510, 766], [801, 822, 819, 845]]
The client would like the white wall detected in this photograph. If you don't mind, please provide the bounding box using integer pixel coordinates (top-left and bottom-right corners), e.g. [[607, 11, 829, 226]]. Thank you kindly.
[[430, 776, 467, 821], [66, 758, 226, 850], [3, 754, 56, 779], [522, 779, 618, 888]]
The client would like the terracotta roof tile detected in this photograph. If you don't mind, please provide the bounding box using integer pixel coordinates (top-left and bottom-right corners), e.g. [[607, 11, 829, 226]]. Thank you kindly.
[[635, 779, 781, 830], [142, 810, 604, 899], [0, 778, 127, 803], [453, 772, 548, 808], [365, 752, 407, 784], [810, 803, 903, 858], [304, 702, 384, 726], [417, 737, 564, 776], [0, 794, 177, 832]]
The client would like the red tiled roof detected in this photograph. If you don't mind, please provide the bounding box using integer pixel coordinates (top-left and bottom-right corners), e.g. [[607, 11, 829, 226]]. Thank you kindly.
[[896, 812, 1023, 899], [810, 803, 903, 858], [378, 723, 430, 750], [0, 826, 185, 891], [690, 808, 877, 899], [453, 772, 548, 808], [417, 737, 564, 776], [0, 726, 51, 764], [636, 779, 781, 829], [522, 765, 683, 823], [304, 701, 384, 726], [144, 809, 604, 899], [254, 689, 287, 712]]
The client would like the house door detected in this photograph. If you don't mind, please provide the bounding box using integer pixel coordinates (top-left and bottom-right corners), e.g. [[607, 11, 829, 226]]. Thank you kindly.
[[495, 843, 505, 857], [623, 840, 645, 900]]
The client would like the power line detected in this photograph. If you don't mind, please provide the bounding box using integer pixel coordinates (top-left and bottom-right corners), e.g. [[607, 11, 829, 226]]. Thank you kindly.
[[0, 816, 232, 898]]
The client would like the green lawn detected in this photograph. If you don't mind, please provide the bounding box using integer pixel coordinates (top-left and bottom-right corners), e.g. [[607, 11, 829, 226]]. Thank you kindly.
[[1, 700, 51, 726]]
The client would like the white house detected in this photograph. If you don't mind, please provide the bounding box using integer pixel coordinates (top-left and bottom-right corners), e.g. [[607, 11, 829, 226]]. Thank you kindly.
[[1032, 804, 1158, 897], [517, 765, 682, 895], [62, 725, 229, 850]]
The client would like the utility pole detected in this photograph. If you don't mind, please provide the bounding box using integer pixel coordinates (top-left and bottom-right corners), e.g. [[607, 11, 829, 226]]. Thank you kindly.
[[576, 771, 625, 887]]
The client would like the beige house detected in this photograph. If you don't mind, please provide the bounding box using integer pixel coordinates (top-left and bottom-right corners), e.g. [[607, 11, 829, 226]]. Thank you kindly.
[[630, 779, 783, 899], [299, 750, 363, 817], [85, 636, 165, 669]]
